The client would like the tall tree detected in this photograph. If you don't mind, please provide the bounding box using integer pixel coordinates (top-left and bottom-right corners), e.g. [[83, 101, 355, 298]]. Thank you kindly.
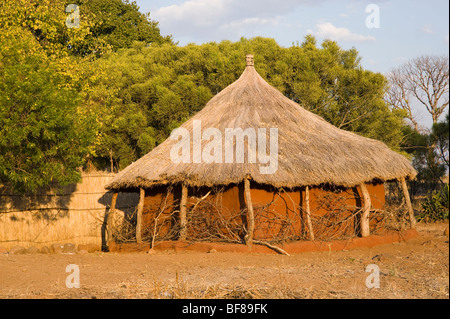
[[386, 54, 449, 130], [0, 0, 172, 178], [431, 113, 449, 171], [71, 0, 172, 56], [387, 55, 449, 186], [403, 114, 449, 186], [281, 38, 407, 153], [0, 0, 171, 58], [0, 28, 96, 192]]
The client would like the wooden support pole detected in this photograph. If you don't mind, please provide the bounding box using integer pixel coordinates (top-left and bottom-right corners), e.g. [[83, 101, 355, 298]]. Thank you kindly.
[[360, 182, 371, 237], [399, 177, 416, 229], [107, 192, 118, 246], [179, 184, 188, 240], [244, 178, 255, 250], [305, 186, 315, 241], [136, 187, 145, 244]]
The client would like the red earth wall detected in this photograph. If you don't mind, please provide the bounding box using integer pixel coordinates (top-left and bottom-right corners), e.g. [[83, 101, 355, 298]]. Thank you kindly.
[[139, 182, 386, 241]]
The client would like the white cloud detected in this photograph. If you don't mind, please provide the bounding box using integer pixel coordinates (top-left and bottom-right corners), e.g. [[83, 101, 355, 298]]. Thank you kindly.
[[421, 24, 434, 34], [154, 0, 230, 28], [445, 35, 449, 44], [220, 17, 280, 30], [309, 22, 376, 42], [152, 0, 327, 43]]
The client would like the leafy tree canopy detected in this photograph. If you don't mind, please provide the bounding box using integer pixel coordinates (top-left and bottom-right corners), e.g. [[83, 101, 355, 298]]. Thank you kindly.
[[0, 0, 171, 191], [0, 28, 96, 192], [0, 0, 172, 58]]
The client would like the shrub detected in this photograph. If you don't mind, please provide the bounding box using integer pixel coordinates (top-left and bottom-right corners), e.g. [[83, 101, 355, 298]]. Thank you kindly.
[[417, 184, 449, 222]]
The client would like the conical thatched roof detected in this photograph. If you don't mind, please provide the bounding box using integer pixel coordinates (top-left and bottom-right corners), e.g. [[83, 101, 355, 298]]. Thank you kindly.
[[106, 55, 416, 190]]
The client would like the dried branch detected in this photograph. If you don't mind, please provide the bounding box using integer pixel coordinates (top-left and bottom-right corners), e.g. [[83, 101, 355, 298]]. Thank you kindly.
[[386, 54, 449, 129], [252, 240, 290, 256]]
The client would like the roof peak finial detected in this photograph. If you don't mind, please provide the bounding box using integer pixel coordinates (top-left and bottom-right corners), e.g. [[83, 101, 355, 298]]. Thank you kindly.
[[246, 54, 254, 67]]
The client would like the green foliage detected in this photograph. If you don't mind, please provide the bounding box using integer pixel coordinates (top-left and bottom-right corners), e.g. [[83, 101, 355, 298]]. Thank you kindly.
[[431, 113, 449, 170], [0, 0, 171, 190], [417, 184, 449, 222], [90, 42, 215, 170], [281, 39, 405, 153], [0, 0, 171, 59], [72, 0, 172, 54], [0, 28, 96, 192], [402, 114, 449, 185]]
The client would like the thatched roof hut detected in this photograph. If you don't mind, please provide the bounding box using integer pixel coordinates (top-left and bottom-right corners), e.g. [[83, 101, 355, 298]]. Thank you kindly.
[[106, 55, 416, 190], [105, 55, 417, 250]]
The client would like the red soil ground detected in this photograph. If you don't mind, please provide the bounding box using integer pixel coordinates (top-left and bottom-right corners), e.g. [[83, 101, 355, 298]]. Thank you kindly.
[[0, 222, 448, 299]]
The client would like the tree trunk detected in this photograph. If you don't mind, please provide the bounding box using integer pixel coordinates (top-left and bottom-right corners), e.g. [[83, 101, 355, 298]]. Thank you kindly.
[[179, 184, 188, 240], [107, 192, 118, 246], [136, 187, 145, 243], [399, 177, 416, 229], [109, 149, 114, 173], [244, 178, 255, 250], [305, 186, 315, 241], [360, 183, 371, 237]]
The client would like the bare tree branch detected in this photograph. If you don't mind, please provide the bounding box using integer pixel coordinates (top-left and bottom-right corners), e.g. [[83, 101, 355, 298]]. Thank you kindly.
[[385, 54, 449, 131]]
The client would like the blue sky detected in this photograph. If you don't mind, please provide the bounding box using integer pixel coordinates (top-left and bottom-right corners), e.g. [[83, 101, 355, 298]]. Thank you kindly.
[[133, 0, 449, 128]]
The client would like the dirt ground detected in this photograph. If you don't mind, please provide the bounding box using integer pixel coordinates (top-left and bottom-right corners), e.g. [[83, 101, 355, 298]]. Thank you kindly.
[[0, 222, 448, 299]]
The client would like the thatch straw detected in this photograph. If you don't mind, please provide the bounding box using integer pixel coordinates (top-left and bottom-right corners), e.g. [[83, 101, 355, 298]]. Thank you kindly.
[[106, 57, 416, 190], [0, 173, 137, 249]]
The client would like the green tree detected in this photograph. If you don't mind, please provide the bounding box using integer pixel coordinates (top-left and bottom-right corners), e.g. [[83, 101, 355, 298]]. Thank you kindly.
[[90, 42, 213, 170], [0, 0, 171, 59], [402, 114, 449, 187], [77, 0, 172, 52], [0, 28, 96, 192], [1, 0, 172, 174], [280, 38, 407, 152], [432, 113, 449, 170]]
